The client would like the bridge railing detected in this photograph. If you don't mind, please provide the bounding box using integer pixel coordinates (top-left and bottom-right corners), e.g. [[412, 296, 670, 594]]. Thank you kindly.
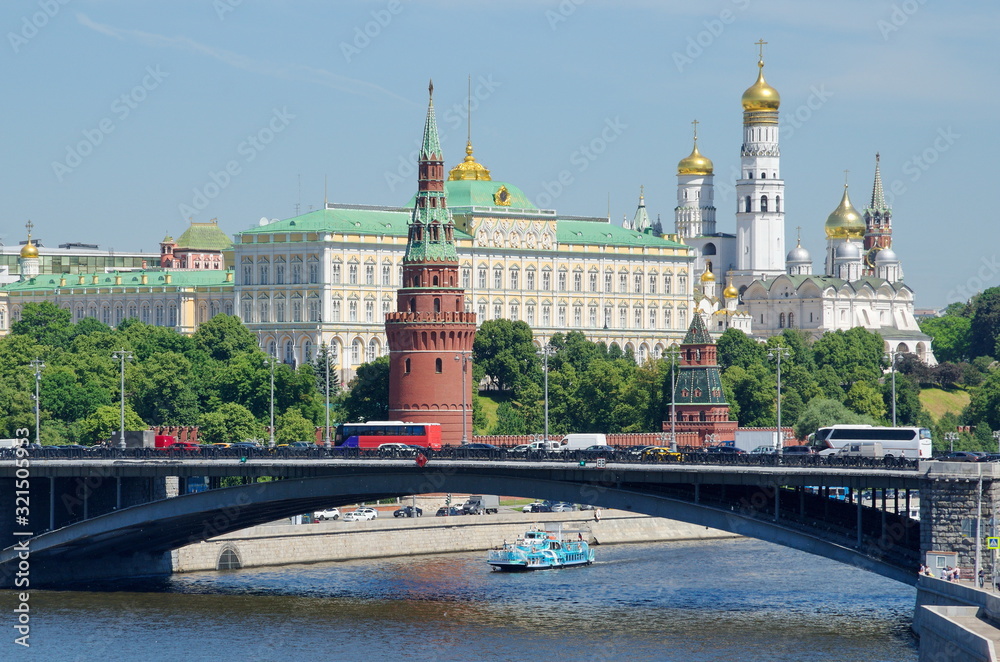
[[2, 445, 920, 470]]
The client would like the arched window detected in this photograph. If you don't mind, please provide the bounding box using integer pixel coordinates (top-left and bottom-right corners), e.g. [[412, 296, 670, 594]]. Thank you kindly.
[[409, 298, 416, 313], [433, 275, 439, 286], [775, 195, 781, 212], [761, 172, 767, 179], [284, 341, 295, 365], [367, 339, 377, 362], [788, 312, 795, 328], [779, 312, 785, 328], [405, 358, 411, 374], [434, 298, 441, 313], [435, 358, 443, 373], [745, 196, 752, 213], [760, 195, 768, 212]]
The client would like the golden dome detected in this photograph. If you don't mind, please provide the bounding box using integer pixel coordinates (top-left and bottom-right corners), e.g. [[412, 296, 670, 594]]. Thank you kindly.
[[677, 142, 714, 176], [448, 141, 492, 181], [700, 266, 715, 283], [19, 238, 38, 259], [824, 185, 866, 240], [741, 59, 781, 111], [723, 279, 739, 299]]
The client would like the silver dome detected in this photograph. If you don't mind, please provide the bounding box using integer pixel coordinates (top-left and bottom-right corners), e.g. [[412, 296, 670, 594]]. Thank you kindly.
[[786, 243, 811, 263], [835, 240, 861, 259], [875, 247, 898, 263]]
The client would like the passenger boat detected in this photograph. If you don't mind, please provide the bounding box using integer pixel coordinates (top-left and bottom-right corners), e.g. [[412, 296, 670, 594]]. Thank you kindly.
[[487, 526, 595, 571]]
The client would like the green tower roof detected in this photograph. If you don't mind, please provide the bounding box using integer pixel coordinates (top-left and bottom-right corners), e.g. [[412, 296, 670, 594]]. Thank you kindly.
[[682, 311, 713, 345]]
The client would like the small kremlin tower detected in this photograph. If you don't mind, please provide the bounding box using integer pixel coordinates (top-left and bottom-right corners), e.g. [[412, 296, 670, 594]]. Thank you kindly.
[[385, 81, 477, 446]]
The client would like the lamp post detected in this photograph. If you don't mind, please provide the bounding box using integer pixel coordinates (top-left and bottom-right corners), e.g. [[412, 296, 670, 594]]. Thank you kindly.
[[885, 349, 902, 426], [322, 342, 332, 451], [993, 430, 1000, 455], [111, 349, 133, 450], [454, 351, 470, 444], [263, 354, 276, 448], [767, 345, 791, 457], [945, 431, 958, 453], [538, 343, 555, 442], [666, 344, 680, 452], [29, 358, 44, 446]]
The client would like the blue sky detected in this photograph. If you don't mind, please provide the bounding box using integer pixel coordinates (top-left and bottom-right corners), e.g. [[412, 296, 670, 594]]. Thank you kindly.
[[1, 0, 996, 309]]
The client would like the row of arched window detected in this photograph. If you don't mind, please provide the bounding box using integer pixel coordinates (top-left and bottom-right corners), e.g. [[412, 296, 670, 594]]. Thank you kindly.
[[743, 195, 781, 213]]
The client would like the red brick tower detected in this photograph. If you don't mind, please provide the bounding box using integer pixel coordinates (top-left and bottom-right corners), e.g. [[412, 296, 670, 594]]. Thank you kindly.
[[863, 152, 893, 274], [664, 312, 738, 444], [385, 81, 477, 446]]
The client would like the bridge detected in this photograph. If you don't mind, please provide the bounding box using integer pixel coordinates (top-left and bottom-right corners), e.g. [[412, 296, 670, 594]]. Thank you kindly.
[[0, 454, 991, 591]]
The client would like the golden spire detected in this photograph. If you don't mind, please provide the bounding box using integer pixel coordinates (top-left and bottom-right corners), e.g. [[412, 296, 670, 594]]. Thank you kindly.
[[448, 75, 492, 181], [677, 119, 713, 176], [742, 40, 780, 112], [824, 183, 866, 240], [20, 221, 38, 259]]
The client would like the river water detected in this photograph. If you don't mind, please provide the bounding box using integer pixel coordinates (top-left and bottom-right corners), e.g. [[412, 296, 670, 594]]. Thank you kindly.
[[4, 538, 917, 661]]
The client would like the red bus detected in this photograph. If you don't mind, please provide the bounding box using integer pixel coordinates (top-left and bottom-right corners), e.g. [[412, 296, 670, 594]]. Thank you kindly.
[[333, 421, 442, 450]]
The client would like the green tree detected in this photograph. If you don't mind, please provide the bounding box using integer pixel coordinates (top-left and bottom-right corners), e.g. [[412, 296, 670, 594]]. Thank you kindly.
[[490, 401, 527, 435], [920, 315, 971, 363], [192, 314, 262, 362], [78, 404, 146, 445], [812, 327, 885, 387], [130, 352, 201, 425], [717, 328, 766, 371], [794, 397, 874, 441], [882, 373, 923, 426], [276, 408, 317, 443], [844, 381, 886, 421], [10, 302, 71, 347], [341, 356, 390, 422], [198, 403, 261, 445], [40, 366, 112, 422], [722, 364, 775, 427], [969, 287, 1000, 359], [473, 319, 540, 392], [966, 369, 1000, 432]]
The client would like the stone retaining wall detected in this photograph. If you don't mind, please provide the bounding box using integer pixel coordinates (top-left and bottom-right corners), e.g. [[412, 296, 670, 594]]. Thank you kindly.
[[172, 511, 736, 573]]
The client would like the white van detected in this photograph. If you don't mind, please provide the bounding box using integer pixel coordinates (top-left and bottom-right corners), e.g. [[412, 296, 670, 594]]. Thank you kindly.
[[561, 433, 608, 451], [835, 442, 885, 458]]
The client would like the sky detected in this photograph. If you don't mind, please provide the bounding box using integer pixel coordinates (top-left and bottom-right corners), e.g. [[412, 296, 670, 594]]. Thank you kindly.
[[1, 0, 997, 309]]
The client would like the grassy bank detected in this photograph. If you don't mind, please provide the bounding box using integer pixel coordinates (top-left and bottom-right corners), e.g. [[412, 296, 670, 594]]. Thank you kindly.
[[919, 387, 970, 421]]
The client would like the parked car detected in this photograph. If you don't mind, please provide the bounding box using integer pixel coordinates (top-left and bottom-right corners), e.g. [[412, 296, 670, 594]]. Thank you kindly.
[[313, 508, 341, 520], [579, 445, 617, 455], [782, 445, 819, 455], [703, 446, 746, 455], [936, 451, 986, 462], [453, 443, 501, 457], [394, 505, 423, 518], [522, 502, 552, 513], [343, 508, 378, 521], [750, 446, 777, 455], [640, 446, 682, 462], [230, 441, 262, 450], [551, 502, 578, 512], [378, 443, 419, 456], [435, 506, 463, 517], [164, 442, 201, 452]]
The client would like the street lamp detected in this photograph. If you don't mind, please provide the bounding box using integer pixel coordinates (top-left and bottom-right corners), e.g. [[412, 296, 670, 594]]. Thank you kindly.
[[29, 358, 44, 446], [666, 344, 681, 452], [885, 349, 903, 426], [945, 431, 958, 453], [322, 342, 332, 451], [993, 430, 1000, 455], [454, 351, 470, 444], [767, 345, 791, 457], [111, 349, 133, 450], [263, 354, 276, 448], [538, 343, 555, 442]]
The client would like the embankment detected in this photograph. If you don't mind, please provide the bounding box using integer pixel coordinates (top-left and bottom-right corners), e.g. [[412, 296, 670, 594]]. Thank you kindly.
[[172, 510, 736, 573]]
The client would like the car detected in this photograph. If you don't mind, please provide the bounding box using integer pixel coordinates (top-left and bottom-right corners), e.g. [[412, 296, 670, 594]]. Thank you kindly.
[[750, 446, 777, 455], [313, 508, 341, 520], [230, 441, 262, 450], [550, 502, 578, 512], [629, 445, 661, 456], [288, 441, 314, 448], [394, 505, 423, 518], [164, 442, 202, 452], [208, 443, 232, 448], [980, 454, 1000, 463], [435, 506, 463, 516], [343, 508, 378, 521], [377, 443, 419, 456], [781, 445, 819, 455], [703, 446, 746, 454], [936, 451, 986, 462], [521, 502, 552, 513], [640, 446, 682, 462], [579, 445, 617, 454]]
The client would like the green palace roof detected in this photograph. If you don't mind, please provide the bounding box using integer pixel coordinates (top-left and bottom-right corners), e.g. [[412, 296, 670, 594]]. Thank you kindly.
[[175, 221, 233, 251], [2, 270, 233, 293], [557, 220, 685, 248], [438, 180, 537, 210]]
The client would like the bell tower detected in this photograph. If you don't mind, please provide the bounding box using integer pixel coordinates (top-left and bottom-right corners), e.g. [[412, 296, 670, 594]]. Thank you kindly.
[[385, 81, 477, 445]]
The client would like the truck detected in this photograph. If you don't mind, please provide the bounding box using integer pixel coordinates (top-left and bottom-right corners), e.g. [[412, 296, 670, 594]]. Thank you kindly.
[[461, 494, 500, 515], [560, 433, 608, 451]]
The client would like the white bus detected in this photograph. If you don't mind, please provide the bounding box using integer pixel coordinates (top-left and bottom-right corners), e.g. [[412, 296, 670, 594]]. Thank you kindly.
[[812, 425, 933, 459]]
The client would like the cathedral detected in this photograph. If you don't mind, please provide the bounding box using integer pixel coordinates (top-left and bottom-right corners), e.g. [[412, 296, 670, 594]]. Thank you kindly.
[[674, 43, 935, 364]]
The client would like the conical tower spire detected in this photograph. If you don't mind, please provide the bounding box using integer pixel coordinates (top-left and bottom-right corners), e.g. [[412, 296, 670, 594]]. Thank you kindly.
[[869, 152, 888, 212], [631, 185, 651, 232], [420, 79, 442, 160]]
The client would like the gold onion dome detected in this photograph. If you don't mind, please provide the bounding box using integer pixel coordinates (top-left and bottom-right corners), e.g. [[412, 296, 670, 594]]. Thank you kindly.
[[19, 238, 38, 259], [723, 279, 739, 299], [700, 266, 716, 283], [448, 141, 492, 181], [824, 185, 866, 239], [741, 59, 781, 111], [677, 142, 714, 176]]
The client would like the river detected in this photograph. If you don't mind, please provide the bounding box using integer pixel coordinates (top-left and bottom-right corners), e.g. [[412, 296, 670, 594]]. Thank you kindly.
[[4, 537, 917, 661]]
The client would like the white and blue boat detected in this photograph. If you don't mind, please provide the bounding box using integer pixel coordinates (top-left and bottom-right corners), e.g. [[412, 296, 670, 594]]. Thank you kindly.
[[487, 526, 595, 571]]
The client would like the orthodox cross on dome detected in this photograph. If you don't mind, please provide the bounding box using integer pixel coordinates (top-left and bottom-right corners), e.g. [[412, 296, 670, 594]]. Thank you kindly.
[[25, 220, 33, 237], [428, 79, 433, 97], [755, 38, 767, 60], [795, 226, 802, 243], [691, 118, 699, 142], [843, 169, 850, 187], [640, 184, 645, 199]]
